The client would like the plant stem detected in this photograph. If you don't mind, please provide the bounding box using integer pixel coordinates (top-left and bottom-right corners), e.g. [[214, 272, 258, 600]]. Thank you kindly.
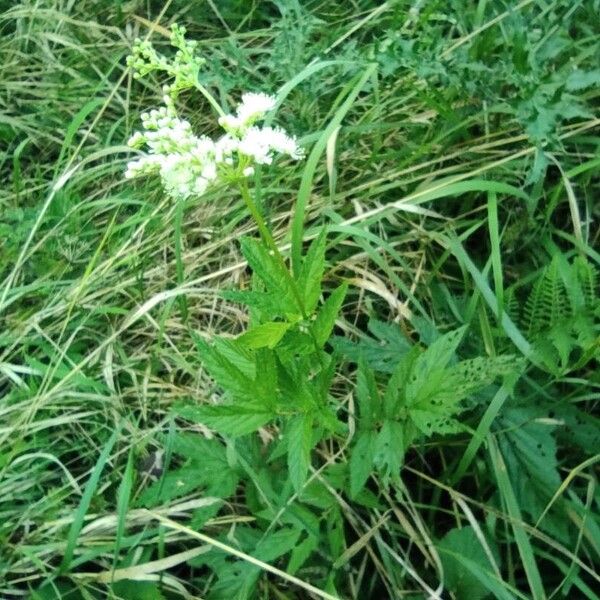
[[238, 179, 308, 319], [238, 180, 329, 368], [174, 197, 189, 322], [193, 82, 226, 118]]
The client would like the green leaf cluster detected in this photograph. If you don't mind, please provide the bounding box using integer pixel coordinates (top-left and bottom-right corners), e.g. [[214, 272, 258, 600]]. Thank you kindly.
[[177, 230, 347, 491], [350, 328, 522, 496]]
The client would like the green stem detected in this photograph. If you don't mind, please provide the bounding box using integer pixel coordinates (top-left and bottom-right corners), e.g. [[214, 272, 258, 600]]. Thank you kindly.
[[193, 82, 225, 118], [237, 180, 327, 368], [238, 179, 307, 318], [174, 197, 188, 322]]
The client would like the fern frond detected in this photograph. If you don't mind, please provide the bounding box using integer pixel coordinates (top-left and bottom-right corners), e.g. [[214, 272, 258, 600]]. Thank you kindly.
[[524, 257, 568, 337], [504, 287, 520, 324], [574, 256, 598, 309], [522, 255, 599, 372]]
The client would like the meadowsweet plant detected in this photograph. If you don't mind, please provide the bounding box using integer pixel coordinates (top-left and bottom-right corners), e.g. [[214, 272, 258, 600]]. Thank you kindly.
[[125, 24, 346, 492], [125, 24, 524, 498], [125, 25, 303, 202]]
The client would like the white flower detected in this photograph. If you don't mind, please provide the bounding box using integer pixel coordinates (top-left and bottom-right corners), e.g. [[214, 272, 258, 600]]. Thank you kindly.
[[238, 126, 303, 164], [124, 155, 162, 179], [201, 161, 217, 181], [192, 136, 217, 158], [159, 154, 193, 197], [215, 134, 239, 161], [243, 166, 255, 177], [218, 114, 243, 131], [158, 153, 216, 199], [260, 126, 304, 159], [125, 106, 221, 199], [127, 131, 146, 148], [238, 127, 273, 164], [218, 93, 276, 133], [236, 92, 276, 125]]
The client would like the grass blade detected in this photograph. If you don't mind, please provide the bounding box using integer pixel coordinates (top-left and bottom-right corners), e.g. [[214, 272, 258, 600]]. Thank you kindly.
[[291, 64, 376, 275], [488, 435, 546, 600], [59, 424, 121, 573]]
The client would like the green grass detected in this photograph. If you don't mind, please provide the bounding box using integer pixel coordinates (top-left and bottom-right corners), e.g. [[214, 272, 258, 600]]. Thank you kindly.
[[1, 1, 599, 599]]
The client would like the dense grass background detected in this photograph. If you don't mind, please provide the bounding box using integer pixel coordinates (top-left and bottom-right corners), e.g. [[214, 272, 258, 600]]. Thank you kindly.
[[1, 1, 598, 598]]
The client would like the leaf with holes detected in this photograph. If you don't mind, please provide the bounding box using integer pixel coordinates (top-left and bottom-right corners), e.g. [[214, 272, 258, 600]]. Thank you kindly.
[[331, 318, 412, 372], [373, 419, 405, 483]]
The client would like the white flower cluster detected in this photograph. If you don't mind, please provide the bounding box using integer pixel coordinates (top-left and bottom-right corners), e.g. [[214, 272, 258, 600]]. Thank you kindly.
[[125, 96, 218, 199], [126, 92, 304, 200], [217, 92, 304, 166], [218, 92, 277, 131]]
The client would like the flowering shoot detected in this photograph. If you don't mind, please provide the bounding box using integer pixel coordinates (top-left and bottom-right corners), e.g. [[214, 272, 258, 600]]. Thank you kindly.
[[125, 26, 303, 200]]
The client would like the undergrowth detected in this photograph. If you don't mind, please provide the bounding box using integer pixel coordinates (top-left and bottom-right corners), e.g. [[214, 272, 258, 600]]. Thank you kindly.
[[0, 1, 598, 599]]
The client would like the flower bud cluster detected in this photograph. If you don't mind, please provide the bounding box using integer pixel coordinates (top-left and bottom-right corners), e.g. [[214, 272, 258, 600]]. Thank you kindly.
[[126, 24, 205, 97]]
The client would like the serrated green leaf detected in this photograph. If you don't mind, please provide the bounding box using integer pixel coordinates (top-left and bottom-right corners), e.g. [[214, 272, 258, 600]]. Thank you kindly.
[[355, 359, 381, 428], [254, 527, 303, 562], [254, 348, 278, 400], [326, 506, 346, 559], [110, 582, 166, 600], [138, 465, 224, 507], [297, 228, 327, 313], [238, 321, 291, 349], [221, 289, 285, 316], [194, 336, 258, 402], [349, 430, 377, 497], [448, 355, 522, 400], [170, 431, 229, 463], [565, 69, 600, 91], [240, 237, 300, 313], [438, 526, 504, 600], [404, 328, 469, 425], [190, 501, 223, 530], [212, 337, 256, 379], [412, 327, 466, 375], [331, 318, 412, 372], [287, 535, 319, 575], [275, 328, 315, 360], [285, 503, 322, 540], [276, 357, 316, 410], [313, 283, 348, 346], [287, 414, 313, 492], [410, 409, 464, 436], [174, 404, 273, 437], [551, 402, 600, 452], [300, 477, 338, 510], [497, 408, 562, 527], [201, 526, 304, 600], [383, 346, 419, 418]]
